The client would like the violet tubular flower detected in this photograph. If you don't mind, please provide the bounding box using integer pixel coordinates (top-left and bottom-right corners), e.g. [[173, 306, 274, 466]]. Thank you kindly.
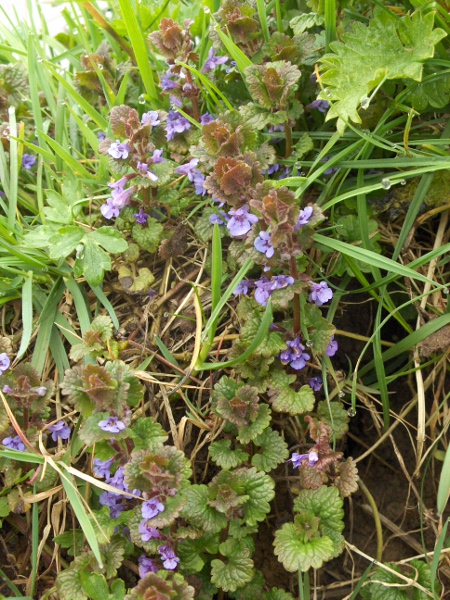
[[200, 113, 214, 125], [141, 111, 160, 127], [294, 206, 314, 230], [48, 421, 71, 442], [139, 519, 162, 542], [93, 458, 115, 478], [309, 281, 333, 307], [289, 450, 319, 468], [138, 556, 159, 578], [134, 208, 149, 224], [108, 140, 131, 160], [307, 99, 330, 113], [99, 491, 125, 518], [22, 153, 36, 170], [309, 377, 323, 392], [227, 205, 259, 237], [326, 336, 338, 357], [279, 337, 311, 371], [2, 435, 25, 451], [166, 111, 191, 141], [101, 199, 120, 220], [254, 231, 275, 259], [175, 158, 199, 182], [0, 353, 10, 375], [202, 47, 228, 73], [158, 545, 180, 570], [142, 498, 165, 520], [233, 280, 253, 295], [98, 416, 126, 434]]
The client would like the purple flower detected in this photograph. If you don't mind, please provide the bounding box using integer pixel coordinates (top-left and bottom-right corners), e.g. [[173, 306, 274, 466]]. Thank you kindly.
[[193, 172, 206, 195], [101, 199, 121, 219], [254, 231, 275, 259], [265, 164, 280, 176], [108, 140, 131, 160], [307, 99, 330, 113], [34, 386, 47, 396], [108, 466, 129, 492], [139, 519, 162, 542], [137, 161, 149, 173], [175, 158, 199, 182], [0, 353, 10, 375], [22, 153, 36, 170], [202, 47, 228, 73], [134, 208, 149, 224], [326, 336, 338, 357], [99, 491, 125, 518], [294, 206, 313, 230], [48, 421, 71, 442], [166, 111, 191, 140], [227, 205, 259, 237], [158, 545, 180, 570], [210, 212, 228, 225], [138, 556, 159, 578], [200, 113, 214, 125], [151, 149, 166, 164], [279, 337, 311, 370], [142, 498, 165, 520], [233, 280, 253, 295], [254, 277, 272, 306], [97, 131, 106, 141], [110, 185, 135, 210], [321, 158, 339, 175], [108, 176, 128, 192], [170, 96, 183, 108], [289, 450, 319, 468], [161, 71, 178, 91], [98, 416, 126, 434], [141, 111, 160, 127], [93, 458, 115, 478], [270, 275, 294, 290], [309, 377, 323, 391], [309, 281, 333, 306], [2, 435, 25, 451], [2, 385, 13, 394]]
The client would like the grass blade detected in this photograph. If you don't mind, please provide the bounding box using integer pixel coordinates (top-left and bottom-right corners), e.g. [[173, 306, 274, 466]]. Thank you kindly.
[[7, 106, 18, 231], [17, 272, 34, 360], [256, 0, 270, 43], [437, 445, 450, 515], [90, 284, 119, 329], [117, 0, 158, 101], [209, 223, 222, 343], [154, 335, 181, 367]]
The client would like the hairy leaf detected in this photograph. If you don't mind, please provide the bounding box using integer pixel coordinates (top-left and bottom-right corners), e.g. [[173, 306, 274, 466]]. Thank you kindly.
[[182, 484, 228, 533], [132, 219, 164, 253], [209, 439, 249, 469], [131, 417, 169, 450], [334, 458, 359, 498], [316, 401, 349, 439], [252, 428, 289, 472], [211, 541, 254, 592]]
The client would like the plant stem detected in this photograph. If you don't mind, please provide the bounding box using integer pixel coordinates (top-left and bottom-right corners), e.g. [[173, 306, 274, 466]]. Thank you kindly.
[[289, 247, 301, 334], [359, 479, 383, 562]]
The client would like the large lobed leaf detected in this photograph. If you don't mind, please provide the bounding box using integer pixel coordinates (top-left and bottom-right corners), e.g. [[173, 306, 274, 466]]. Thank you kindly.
[[319, 7, 446, 131]]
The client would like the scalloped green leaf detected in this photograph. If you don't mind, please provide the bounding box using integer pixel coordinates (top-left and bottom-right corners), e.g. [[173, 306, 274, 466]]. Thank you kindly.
[[79, 412, 130, 445], [236, 404, 272, 444], [252, 428, 289, 472], [237, 467, 275, 525], [131, 417, 168, 450], [132, 218, 164, 253], [317, 401, 349, 439], [211, 543, 254, 592], [209, 439, 249, 469], [274, 522, 335, 572], [182, 485, 228, 533]]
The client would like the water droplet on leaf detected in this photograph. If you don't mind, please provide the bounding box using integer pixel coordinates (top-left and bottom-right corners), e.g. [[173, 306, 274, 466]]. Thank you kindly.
[[305, 340, 313, 348], [37, 58, 43, 63], [443, 287, 449, 295], [381, 178, 391, 190], [204, 6, 211, 12], [138, 94, 146, 104], [400, 179, 406, 186], [8, 106, 15, 116], [324, 88, 331, 97], [72, 29, 78, 35], [347, 408, 356, 417], [338, 391, 345, 398], [360, 97, 370, 109]]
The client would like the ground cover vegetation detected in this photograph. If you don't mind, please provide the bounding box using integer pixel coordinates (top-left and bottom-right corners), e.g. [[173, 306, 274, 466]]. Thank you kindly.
[[0, 0, 449, 597]]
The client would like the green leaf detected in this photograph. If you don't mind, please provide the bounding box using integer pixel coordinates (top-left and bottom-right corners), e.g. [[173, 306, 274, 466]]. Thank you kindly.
[[240, 311, 286, 358], [268, 369, 315, 415], [209, 439, 249, 469], [132, 218, 163, 253], [290, 13, 324, 35], [80, 572, 109, 600], [252, 428, 289, 472], [411, 559, 440, 600], [238, 103, 272, 130], [0, 496, 10, 517], [293, 485, 345, 534], [211, 542, 254, 592], [293, 133, 314, 160], [238, 467, 275, 526], [236, 404, 272, 444], [53, 530, 84, 556], [79, 413, 129, 446], [316, 400, 349, 440], [90, 227, 128, 253], [303, 303, 336, 355], [319, 8, 446, 131], [360, 563, 410, 600], [334, 458, 359, 498], [131, 417, 168, 451], [266, 588, 296, 600], [44, 190, 74, 225], [82, 237, 111, 287], [178, 533, 220, 574], [274, 523, 335, 572], [48, 226, 84, 260], [182, 485, 228, 533]]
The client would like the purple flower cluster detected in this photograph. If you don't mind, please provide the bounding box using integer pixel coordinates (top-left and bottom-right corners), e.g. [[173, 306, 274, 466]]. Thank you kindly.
[[326, 336, 338, 357], [202, 48, 228, 73], [158, 545, 180, 570], [134, 208, 149, 224], [294, 206, 313, 230], [141, 111, 160, 127], [98, 464, 140, 518], [279, 337, 311, 370], [108, 140, 131, 160], [309, 281, 333, 307], [289, 450, 319, 468], [166, 111, 191, 140], [101, 178, 136, 220], [22, 153, 36, 170], [227, 205, 259, 237], [254, 275, 294, 306], [48, 421, 71, 442], [174, 158, 206, 195], [2, 435, 25, 451], [138, 555, 159, 578]]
